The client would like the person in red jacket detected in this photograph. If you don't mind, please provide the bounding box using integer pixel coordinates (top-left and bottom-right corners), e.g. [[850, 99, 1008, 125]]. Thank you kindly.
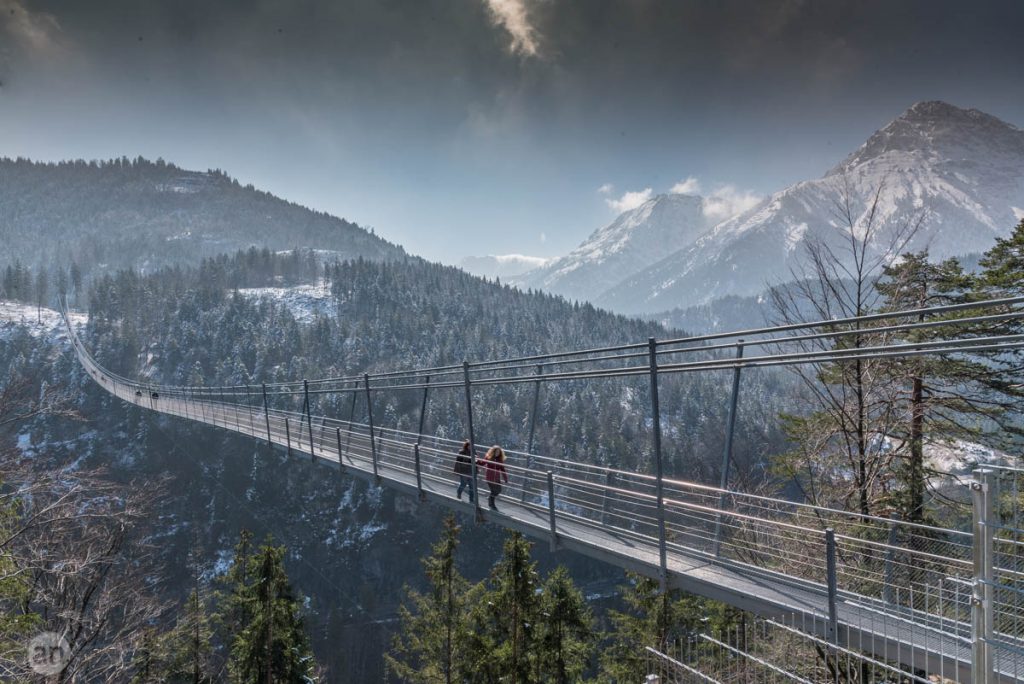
[[478, 445, 509, 511]]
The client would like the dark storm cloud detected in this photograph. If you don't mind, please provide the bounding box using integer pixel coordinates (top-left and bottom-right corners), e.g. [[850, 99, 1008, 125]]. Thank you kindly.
[[2, 1, 1023, 261]]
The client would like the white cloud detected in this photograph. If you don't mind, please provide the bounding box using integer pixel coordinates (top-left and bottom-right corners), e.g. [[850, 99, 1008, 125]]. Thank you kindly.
[[483, 0, 541, 58], [701, 185, 762, 222], [492, 253, 550, 268], [597, 183, 614, 195], [0, 0, 63, 54], [669, 177, 702, 195], [606, 188, 653, 214]]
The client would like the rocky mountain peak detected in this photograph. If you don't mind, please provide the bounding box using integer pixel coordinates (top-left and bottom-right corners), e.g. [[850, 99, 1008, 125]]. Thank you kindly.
[[831, 101, 1024, 175]]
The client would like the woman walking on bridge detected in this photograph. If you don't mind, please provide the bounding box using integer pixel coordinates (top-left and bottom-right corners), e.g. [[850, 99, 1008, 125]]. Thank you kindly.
[[478, 445, 509, 511], [454, 440, 475, 502]]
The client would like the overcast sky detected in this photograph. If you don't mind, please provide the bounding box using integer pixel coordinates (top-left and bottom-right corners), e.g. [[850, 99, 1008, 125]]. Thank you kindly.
[[2, 0, 1023, 263]]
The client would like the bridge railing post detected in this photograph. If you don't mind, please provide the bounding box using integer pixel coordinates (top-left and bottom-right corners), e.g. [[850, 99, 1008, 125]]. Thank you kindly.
[[547, 471, 557, 552], [883, 513, 899, 605], [262, 383, 272, 446], [284, 417, 292, 458], [343, 384, 358, 463], [414, 444, 425, 502], [971, 468, 995, 684], [365, 374, 379, 483], [304, 379, 315, 462], [601, 470, 616, 525], [335, 427, 345, 475], [713, 340, 744, 557], [825, 528, 838, 644], [648, 338, 669, 591], [521, 365, 543, 503], [417, 375, 430, 442], [463, 361, 482, 519], [246, 386, 255, 436]]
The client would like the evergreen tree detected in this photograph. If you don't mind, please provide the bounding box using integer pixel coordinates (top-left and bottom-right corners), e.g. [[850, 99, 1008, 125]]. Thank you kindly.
[[229, 540, 318, 683], [385, 515, 471, 684], [599, 574, 703, 683], [158, 588, 215, 683], [34, 268, 47, 323], [463, 533, 541, 684], [70, 261, 83, 304], [978, 219, 1024, 294], [536, 566, 594, 684], [875, 252, 971, 522]]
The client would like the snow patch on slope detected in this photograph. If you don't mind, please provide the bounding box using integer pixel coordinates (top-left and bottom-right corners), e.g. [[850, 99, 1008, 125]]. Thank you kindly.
[[236, 280, 334, 323], [0, 300, 87, 340]]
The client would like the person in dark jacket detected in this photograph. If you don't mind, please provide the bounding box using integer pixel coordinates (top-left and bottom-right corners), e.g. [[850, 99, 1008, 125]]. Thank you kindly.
[[454, 440, 475, 502], [478, 445, 509, 510]]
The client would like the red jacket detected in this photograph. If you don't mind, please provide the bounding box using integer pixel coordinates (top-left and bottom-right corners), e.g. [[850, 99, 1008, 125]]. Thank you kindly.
[[477, 458, 508, 484]]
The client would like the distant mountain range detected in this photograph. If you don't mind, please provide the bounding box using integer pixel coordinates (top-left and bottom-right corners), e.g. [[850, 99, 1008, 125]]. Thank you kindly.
[[516, 101, 1024, 315], [513, 192, 720, 302], [0, 157, 405, 276]]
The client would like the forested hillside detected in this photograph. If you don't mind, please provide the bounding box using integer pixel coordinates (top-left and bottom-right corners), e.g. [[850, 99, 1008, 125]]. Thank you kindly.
[[3, 249, 793, 680], [0, 157, 405, 281]]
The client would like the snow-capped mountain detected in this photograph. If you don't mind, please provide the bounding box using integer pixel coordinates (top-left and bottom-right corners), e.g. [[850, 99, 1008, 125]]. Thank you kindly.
[[514, 193, 717, 302], [596, 101, 1024, 314]]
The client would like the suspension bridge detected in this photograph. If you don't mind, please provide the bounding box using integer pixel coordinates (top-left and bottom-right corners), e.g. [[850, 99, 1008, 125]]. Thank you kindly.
[[61, 297, 1024, 683]]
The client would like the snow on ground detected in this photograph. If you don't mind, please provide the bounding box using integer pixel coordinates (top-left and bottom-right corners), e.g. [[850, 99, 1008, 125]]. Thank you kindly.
[[236, 279, 334, 324], [0, 300, 87, 340], [927, 439, 1016, 477]]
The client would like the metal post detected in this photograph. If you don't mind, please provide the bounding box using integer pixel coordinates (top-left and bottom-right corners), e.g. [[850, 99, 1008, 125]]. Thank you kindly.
[[335, 427, 345, 474], [303, 379, 315, 461], [601, 470, 616, 524], [547, 471, 557, 552], [883, 513, 899, 605], [417, 375, 430, 445], [825, 528, 838, 643], [713, 340, 744, 557], [527, 364, 542, 454], [648, 338, 668, 590], [343, 385, 358, 462], [521, 365, 543, 503], [463, 361, 481, 519], [414, 444, 425, 501], [262, 383, 272, 446], [365, 374, 379, 482], [284, 417, 292, 458], [246, 386, 255, 435], [971, 468, 995, 684]]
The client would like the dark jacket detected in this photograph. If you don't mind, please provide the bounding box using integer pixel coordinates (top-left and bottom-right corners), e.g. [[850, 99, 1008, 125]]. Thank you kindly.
[[454, 450, 473, 476]]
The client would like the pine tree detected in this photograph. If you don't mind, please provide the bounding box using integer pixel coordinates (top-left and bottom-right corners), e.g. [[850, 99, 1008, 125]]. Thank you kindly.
[[159, 588, 215, 683], [229, 540, 317, 683], [34, 268, 47, 323], [599, 574, 703, 683], [978, 219, 1024, 294], [875, 252, 972, 522], [463, 532, 541, 684], [536, 566, 594, 684], [385, 515, 471, 684]]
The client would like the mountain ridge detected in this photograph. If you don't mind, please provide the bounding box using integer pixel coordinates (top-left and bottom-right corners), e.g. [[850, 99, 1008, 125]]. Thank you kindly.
[[0, 156, 406, 277], [592, 101, 1024, 313]]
